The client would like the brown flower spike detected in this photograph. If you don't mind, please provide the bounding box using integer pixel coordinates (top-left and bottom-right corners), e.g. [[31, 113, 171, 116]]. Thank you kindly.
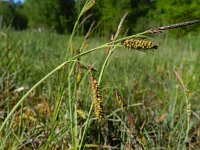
[[114, 89, 127, 111], [121, 39, 158, 51], [91, 76, 104, 121]]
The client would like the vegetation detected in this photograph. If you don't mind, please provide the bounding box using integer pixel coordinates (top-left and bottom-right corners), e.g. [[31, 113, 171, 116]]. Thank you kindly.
[[0, 1, 27, 30], [23, 0, 76, 33], [0, 0, 200, 149], [0, 0, 199, 35]]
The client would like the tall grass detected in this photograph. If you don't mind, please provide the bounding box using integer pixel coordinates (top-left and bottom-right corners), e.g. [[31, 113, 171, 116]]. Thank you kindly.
[[0, 1, 200, 149]]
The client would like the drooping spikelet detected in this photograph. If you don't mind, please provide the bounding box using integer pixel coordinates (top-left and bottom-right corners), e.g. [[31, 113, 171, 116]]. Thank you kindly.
[[114, 89, 127, 111], [91, 76, 104, 121], [149, 20, 200, 33], [121, 39, 158, 51]]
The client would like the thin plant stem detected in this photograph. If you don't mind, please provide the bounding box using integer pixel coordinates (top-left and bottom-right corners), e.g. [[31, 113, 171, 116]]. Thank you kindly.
[[98, 47, 116, 84], [79, 102, 94, 150], [184, 92, 190, 143], [174, 70, 191, 144], [74, 101, 78, 150], [99, 12, 128, 83], [67, 0, 94, 54], [51, 87, 65, 124], [68, 62, 76, 147]]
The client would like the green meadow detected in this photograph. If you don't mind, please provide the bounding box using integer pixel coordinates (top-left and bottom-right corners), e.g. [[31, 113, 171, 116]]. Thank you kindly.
[[0, 29, 200, 149]]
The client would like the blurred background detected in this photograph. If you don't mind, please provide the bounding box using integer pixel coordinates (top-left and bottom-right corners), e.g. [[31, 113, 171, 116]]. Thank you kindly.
[[0, 0, 199, 36]]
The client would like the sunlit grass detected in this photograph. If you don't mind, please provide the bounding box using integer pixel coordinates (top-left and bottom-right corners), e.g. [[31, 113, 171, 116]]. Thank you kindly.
[[1, 5, 200, 147], [0, 29, 200, 149]]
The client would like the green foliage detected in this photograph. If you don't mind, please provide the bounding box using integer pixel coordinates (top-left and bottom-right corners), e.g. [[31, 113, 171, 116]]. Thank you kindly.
[[149, 0, 200, 35], [127, 0, 154, 33], [0, 1, 28, 29], [23, 0, 76, 33], [79, 0, 155, 36], [79, 0, 130, 36], [97, 0, 129, 35], [1, 0, 199, 35]]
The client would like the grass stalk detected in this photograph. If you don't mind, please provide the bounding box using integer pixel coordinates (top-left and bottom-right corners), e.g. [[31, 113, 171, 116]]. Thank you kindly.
[[51, 88, 64, 124], [67, 0, 94, 54], [98, 47, 117, 84], [174, 70, 191, 145], [78, 102, 94, 150]]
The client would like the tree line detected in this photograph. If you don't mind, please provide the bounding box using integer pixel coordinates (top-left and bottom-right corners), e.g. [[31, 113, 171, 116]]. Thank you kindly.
[[0, 0, 199, 35]]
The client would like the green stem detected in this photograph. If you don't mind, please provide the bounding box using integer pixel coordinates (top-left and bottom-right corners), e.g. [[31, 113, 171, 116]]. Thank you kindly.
[[74, 102, 78, 150], [98, 47, 116, 84], [184, 92, 190, 143], [68, 62, 76, 147], [79, 102, 94, 150], [67, 0, 93, 54]]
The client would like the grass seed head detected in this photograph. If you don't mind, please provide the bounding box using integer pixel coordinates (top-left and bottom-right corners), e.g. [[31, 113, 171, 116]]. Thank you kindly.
[[91, 76, 104, 121], [76, 71, 83, 85], [121, 39, 158, 51], [83, 0, 95, 14], [114, 89, 127, 111]]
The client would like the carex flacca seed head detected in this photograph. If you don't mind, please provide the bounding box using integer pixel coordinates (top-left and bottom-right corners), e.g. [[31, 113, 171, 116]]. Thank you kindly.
[[91, 76, 104, 121], [121, 39, 158, 52], [114, 89, 127, 111]]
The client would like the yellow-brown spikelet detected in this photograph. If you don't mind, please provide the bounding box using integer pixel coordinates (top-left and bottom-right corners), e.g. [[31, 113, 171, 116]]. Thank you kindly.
[[91, 76, 104, 121], [13, 107, 36, 130], [77, 109, 87, 119], [35, 101, 51, 118], [83, 0, 95, 14], [114, 89, 127, 111], [121, 39, 158, 51], [76, 71, 83, 85]]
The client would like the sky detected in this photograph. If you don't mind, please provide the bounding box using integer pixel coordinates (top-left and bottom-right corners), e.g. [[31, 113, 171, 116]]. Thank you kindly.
[[14, 0, 25, 3]]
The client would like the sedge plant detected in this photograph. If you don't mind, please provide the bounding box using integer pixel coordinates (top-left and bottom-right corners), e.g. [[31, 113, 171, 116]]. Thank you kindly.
[[0, 0, 199, 149]]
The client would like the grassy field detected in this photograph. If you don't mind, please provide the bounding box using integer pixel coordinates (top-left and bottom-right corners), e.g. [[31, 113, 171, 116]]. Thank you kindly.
[[0, 29, 200, 149]]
